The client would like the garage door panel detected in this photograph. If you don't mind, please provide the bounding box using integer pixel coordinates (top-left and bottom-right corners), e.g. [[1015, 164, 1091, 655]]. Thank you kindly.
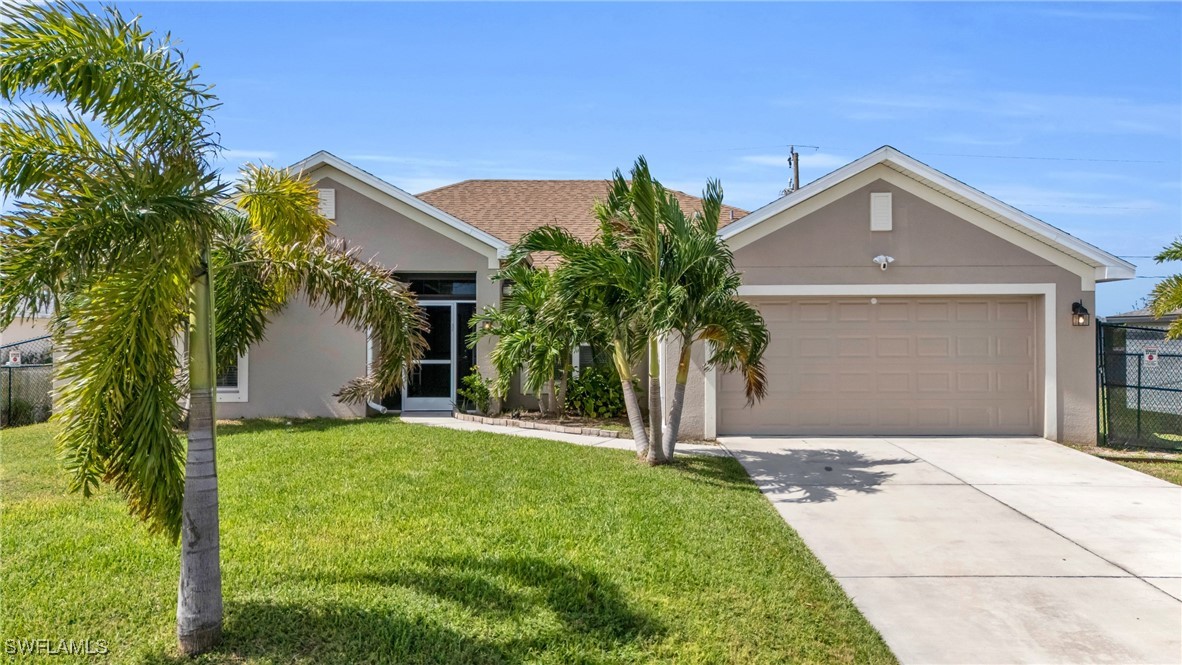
[[718, 296, 1040, 436]]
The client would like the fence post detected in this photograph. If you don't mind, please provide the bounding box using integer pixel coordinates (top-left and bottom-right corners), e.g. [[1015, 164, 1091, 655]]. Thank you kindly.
[[1136, 354, 1143, 442], [4, 366, 10, 428]]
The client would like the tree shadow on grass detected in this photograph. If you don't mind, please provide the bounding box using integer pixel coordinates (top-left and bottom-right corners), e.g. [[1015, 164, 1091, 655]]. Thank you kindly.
[[141, 555, 661, 664], [669, 454, 766, 493]]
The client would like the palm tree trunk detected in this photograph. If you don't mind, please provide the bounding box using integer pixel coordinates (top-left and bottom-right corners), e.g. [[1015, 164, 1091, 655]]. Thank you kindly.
[[646, 337, 666, 465], [177, 259, 223, 656], [546, 376, 557, 416], [559, 355, 572, 418], [612, 339, 648, 457], [663, 341, 693, 460]]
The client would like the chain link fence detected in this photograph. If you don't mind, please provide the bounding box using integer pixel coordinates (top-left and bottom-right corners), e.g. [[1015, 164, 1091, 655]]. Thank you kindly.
[[1098, 323, 1182, 451], [0, 335, 53, 428]]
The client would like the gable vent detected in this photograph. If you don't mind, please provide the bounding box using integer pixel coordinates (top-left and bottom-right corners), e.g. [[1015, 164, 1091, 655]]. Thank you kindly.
[[317, 188, 336, 220], [870, 192, 892, 231]]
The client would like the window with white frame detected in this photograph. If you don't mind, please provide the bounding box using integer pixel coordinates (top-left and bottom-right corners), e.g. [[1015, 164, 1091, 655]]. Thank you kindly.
[[215, 352, 249, 403]]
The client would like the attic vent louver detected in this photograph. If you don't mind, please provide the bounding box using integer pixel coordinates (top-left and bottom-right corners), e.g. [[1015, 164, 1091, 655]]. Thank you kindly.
[[317, 188, 336, 220], [870, 192, 892, 231]]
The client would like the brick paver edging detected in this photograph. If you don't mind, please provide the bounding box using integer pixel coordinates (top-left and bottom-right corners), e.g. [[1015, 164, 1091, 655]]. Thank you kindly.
[[454, 411, 627, 439]]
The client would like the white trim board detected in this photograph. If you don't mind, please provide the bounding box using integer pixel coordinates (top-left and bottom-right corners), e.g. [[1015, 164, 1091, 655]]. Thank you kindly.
[[290, 151, 510, 269], [707, 283, 1058, 440], [720, 146, 1134, 286]]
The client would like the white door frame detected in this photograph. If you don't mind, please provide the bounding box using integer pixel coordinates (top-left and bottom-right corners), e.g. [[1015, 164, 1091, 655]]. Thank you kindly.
[[707, 283, 1058, 440], [403, 301, 460, 411]]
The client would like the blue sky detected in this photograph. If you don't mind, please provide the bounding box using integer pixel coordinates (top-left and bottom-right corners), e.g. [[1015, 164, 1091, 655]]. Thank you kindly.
[[117, 2, 1181, 312]]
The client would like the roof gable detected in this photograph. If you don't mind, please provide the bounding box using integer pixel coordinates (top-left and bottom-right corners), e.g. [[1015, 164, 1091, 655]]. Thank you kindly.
[[289, 151, 510, 268], [720, 146, 1135, 285]]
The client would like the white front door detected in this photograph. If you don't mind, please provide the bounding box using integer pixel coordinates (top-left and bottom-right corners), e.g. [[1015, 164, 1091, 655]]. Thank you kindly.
[[402, 302, 456, 411]]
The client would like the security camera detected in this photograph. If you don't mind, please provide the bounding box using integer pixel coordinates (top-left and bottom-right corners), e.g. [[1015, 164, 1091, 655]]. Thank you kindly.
[[873, 255, 895, 271]]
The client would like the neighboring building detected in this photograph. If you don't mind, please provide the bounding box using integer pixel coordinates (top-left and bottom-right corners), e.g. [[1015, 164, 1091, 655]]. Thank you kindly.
[[0, 317, 48, 347], [1104, 307, 1181, 328], [0, 146, 1136, 444]]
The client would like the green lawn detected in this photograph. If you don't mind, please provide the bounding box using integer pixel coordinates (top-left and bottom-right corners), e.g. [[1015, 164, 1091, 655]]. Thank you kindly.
[[0, 419, 893, 664], [1113, 459, 1182, 485]]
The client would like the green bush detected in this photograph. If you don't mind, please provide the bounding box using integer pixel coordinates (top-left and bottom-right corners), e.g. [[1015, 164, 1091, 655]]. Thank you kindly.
[[566, 364, 627, 419], [457, 366, 492, 414], [2, 397, 36, 428]]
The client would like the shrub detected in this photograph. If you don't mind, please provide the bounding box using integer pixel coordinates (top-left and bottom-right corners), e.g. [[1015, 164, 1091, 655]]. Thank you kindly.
[[457, 366, 492, 414], [565, 364, 627, 419], [2, 397, 36, 428]]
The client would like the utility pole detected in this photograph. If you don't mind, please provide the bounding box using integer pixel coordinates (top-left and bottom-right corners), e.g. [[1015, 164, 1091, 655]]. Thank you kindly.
[[781, 145, 801, 196], [789, 145, 800, 192]]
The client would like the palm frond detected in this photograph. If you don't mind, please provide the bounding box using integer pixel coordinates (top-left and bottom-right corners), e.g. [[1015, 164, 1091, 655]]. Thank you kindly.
[[234, 164, 329, 250], [0, 0, 218, 149], [54, 256, 188, 539]]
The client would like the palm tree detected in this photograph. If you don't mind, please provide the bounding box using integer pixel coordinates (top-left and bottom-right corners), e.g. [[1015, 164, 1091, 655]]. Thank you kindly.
[[1149, 240, 1182, 339], [516, 161, 769, 464], [0, 2, 425, 655], [469, 263, 604, 415], [657, 180, 769, 458], [512, 226, 653, 458]]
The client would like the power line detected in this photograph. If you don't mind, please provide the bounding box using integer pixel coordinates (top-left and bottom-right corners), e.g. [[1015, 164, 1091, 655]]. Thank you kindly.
[[919, 152, 1166, 164]]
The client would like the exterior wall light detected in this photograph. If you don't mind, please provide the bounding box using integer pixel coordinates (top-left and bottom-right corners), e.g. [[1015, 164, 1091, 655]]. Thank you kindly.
[[1071, 301, 1090, 327]]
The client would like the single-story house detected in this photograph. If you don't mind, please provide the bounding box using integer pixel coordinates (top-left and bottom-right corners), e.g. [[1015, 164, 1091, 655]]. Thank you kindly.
[[1104, 307, 1181, 328], [0, 146, 1136, 444]]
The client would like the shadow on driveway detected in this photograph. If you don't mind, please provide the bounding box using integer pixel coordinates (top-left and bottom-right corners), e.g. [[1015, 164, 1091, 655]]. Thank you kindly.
[[727, 447, 916, 503]]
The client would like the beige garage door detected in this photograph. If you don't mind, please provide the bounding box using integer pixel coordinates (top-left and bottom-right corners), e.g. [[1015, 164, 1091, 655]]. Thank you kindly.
[[718, 297, 1041, 436]]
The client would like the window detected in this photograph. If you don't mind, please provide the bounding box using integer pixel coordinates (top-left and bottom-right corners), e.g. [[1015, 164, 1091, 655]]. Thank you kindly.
[[216, 352, 249, 403], [394, 273, 477, 300]]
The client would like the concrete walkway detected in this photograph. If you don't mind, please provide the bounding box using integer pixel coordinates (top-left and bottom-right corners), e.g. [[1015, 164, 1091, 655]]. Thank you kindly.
[[721, 435, 1182, 665]]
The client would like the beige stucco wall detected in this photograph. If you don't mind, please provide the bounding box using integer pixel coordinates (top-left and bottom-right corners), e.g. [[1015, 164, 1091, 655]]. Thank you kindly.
[[219, 171, 500, 419], [0, 318, 49, 347], [670, 175, 1098, 444]]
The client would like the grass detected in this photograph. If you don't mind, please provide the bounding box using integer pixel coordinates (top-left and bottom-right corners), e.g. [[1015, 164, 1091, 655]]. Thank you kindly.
[[1, 419, 893, 664], [1112, 459, 1182, 485], [1099, 391, 1182, 450]]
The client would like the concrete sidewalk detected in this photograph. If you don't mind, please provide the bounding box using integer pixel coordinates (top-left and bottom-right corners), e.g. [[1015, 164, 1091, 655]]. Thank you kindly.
[[400, 412, 726, 457], [722, 435, 1182, 665]]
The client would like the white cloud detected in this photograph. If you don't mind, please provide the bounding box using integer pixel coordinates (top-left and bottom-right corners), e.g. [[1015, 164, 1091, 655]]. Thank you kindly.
[[740, 152, 852, 170], [931, 133, 1024, 148], [1036, 8, 1151, 21], [219, 149, 277, 161], [347, 154, 464, 169], [838, 91, 1181, 137]]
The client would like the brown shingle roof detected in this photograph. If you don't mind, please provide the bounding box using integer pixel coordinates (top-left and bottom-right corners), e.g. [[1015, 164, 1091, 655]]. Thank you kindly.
[[417, 180, 749, 250]]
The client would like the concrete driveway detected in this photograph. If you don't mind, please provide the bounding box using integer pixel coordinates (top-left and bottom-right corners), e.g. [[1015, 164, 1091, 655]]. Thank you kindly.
[[720, 436, 1182, 664]]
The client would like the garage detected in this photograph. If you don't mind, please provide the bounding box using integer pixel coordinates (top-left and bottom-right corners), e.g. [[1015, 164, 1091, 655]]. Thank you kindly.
[[717, 296, 1041, 436]]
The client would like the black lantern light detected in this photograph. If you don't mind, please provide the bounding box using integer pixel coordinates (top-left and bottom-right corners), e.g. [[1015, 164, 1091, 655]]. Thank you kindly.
[[1071, 301, 1090, 327]]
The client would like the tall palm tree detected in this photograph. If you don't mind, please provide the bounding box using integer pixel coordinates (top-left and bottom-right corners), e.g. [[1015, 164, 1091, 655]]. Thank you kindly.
[[657, 180, 769, 458], [594, 160, 671, 464], [0, 2, 425, 655], [512, 225, 653, 458], [516, 161, 769, 464], [1149, 240, 1182, 339]]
